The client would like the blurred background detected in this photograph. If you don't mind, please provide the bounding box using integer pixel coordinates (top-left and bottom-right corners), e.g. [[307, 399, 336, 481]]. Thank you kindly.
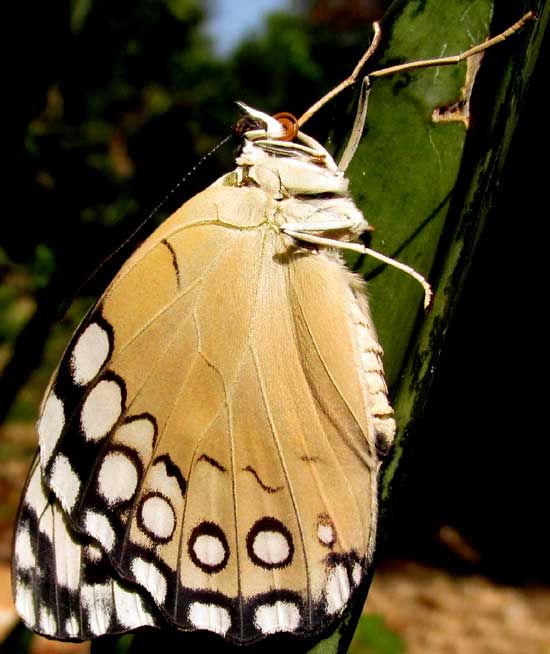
[[2, 0, 548, 652]]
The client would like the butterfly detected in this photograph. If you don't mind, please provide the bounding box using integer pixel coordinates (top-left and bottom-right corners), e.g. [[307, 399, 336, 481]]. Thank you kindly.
[[11, 99, 396, 644], [11, 10, 533, 647]]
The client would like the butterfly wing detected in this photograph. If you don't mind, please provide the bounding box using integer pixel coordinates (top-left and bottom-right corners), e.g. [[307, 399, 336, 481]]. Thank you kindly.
[[13, 457, 164, 639], [13, 178, 394, 643]]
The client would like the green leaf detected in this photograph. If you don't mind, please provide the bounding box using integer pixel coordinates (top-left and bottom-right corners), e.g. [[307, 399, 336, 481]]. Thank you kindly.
[[303, 1, 546, 652], [348, 614, 406, 654], [32, 244, 57, 289]]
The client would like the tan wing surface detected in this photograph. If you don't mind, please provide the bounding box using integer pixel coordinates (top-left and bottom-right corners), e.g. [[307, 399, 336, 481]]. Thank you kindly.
[[15, 182, 388, 643]]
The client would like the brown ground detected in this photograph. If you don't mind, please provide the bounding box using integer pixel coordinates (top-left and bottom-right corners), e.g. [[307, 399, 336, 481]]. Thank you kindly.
[[2, 423, 549, 653], [366, 561, 550, 654]]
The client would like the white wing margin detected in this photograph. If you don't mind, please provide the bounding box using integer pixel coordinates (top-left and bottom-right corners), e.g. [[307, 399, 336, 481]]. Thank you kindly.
[[13, 458, 162, 640]]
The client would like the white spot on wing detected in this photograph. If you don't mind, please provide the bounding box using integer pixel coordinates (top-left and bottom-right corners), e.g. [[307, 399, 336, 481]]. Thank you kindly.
[[85, 543, 103, 563], [361, 350, 380, 371], [15, 580, 36, 627], [65, 614, 80, 638], [140, 495, 175, 541], [365, 373, 386, 395], [325, 564, 350, 614], [97, 451, 139, 504], [80, 379, 123, 442], [352, 562, 362, 586], [113, 581, 156, 629], [318, 523, 335, 546], [14, 526, 35, 570], [39, 606, 57, 634], [371, 392, 392, 415], [24, 464, 48, 516], [38, 505, 54, 541], [85, 510, 116, 552], [53, 504, 82, 590], [254, 601, 300, 634], [188, 601, 231, 636], [81, 583, 113, 636], [50, 454, 81, 512], [193, 534, 225, 567], [38, 392, 65, 466], [70, 322, 110, 386], [131, 557, 167, 604], [252, 530, 289, 565]]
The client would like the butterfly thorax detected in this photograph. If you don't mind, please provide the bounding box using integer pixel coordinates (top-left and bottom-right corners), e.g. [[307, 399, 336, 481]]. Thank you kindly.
[[228, 105, 368, 243]]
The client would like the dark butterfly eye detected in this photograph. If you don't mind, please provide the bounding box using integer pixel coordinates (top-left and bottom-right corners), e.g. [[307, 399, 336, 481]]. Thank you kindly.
[[232, 115, 268, 139]]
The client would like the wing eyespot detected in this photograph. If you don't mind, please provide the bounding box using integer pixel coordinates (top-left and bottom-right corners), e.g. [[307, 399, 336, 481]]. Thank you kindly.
[[188, 521, 230, 573], [316, 513, 337, 548], [136, 491, 177, 544], [246, 517, 294, 569]]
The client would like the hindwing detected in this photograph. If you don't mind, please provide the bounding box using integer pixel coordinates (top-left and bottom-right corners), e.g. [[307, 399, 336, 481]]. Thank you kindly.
[[13, 181, 393, 644]]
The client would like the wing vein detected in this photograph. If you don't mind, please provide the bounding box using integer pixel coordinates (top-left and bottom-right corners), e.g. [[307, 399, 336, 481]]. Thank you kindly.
[[288, 258, 372, 461], [107, 220, 225, 297], [250, 347, 313, 626], [286, 260, 368, 553], [174, 228, 267, 625], [109, 228, 242, 361]]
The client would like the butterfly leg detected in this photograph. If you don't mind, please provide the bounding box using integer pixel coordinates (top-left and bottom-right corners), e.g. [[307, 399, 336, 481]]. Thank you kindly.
[[280, 215, 368, 234], [281, 227, 433, 310], [337, 77, 372, 173]]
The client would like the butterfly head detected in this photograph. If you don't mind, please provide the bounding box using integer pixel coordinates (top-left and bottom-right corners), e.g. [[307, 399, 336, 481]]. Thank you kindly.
[[232, 102, 345, 196], [233, 102, 291, 141]]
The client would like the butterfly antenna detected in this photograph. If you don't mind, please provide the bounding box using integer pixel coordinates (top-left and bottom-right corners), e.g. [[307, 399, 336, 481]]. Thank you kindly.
[[297, 23, 382, 129], [138, 134, 232, 231], [297, 11, 534, 130], [368, 11, 535, 80], [60, 134, 232, 315]]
